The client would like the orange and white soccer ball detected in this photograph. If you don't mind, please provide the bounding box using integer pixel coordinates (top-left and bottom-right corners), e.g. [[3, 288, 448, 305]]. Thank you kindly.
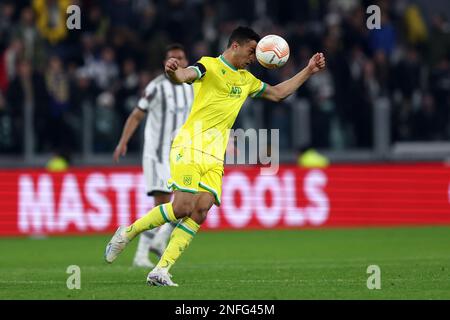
[[256, 35, 290, 69]]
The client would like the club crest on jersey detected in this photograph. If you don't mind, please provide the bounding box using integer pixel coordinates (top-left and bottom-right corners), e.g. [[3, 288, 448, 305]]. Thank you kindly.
[[183, 175, 192, 186], [228, 85, 242, 98]]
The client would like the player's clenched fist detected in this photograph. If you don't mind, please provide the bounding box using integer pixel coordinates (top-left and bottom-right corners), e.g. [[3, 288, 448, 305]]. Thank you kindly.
[[165, 58, 179, 74], [307, 52, 326, 74]]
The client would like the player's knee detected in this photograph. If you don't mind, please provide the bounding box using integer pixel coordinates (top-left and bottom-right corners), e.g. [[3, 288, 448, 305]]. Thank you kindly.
[[172, 201, 194, 218], [190, 208, 209, 225], [191, 198, 214, 224]]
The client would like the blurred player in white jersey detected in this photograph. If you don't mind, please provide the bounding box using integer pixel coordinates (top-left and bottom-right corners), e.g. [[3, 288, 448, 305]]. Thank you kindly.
[[113, 44, 193, 267]]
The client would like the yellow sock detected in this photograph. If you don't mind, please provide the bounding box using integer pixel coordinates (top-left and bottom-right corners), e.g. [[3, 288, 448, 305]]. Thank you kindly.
[[156, 217, 200, 270], [125, 203, 177, 240]]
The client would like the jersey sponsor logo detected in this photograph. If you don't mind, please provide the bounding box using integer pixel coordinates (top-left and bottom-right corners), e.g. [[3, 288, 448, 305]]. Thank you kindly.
[[221, 69, 226, 75], [228, 85, 242, 98]]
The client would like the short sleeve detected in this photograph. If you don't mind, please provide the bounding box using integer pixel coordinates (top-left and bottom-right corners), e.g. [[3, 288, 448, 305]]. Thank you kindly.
[[248, 73, 267, 98], [137, 81, 158, 111], [186, 56, 208, 84]]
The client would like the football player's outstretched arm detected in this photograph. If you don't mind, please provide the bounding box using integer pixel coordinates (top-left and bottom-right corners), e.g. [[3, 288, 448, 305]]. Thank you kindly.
[[165, 58, 198, 84], [261, 53, 326, 102]]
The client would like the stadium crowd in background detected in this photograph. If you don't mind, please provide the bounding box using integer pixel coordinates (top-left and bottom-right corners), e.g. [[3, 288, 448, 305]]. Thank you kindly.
[[0, 0, 449, 158]]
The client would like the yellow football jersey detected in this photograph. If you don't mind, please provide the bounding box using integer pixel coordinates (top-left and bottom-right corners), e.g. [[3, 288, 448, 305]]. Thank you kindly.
[[171, 55, 266, 162]]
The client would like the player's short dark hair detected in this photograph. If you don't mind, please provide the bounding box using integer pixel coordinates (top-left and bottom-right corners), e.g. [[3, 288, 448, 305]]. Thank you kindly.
[[227, 26, 260, 48], [165, 43, 185, 55]]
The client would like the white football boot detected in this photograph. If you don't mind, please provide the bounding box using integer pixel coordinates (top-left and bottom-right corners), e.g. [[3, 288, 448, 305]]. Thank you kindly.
[[132, 253, 155, 268], [104, 226, 130, 263], [147, 267, 178, 287], [132, 231, 156, 268], [149, 222, 176, 258]]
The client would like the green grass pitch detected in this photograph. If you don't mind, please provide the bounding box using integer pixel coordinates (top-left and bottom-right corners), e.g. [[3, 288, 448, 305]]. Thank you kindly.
[[0, 227, 449, 299]]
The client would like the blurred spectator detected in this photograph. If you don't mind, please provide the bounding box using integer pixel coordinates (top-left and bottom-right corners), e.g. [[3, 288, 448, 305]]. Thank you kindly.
[[104, 0, 138, 28], [94, 90, 120, 152], [368, 11, 397, 57], [11, 6, 46, 71], [46, 152, 69, 172], [322, 32, 352, 148], [372, 50, 391, 96], [33, 0, 70, 45], [348, 47, 375, 148], [341, 5, 369, 51], [44, 55, 75, 154], [0, 90, 17, 153], [297, 146, 330, 168], [68, 68, 99, 151], [429, 56, 450, 138], [0, 0, 447, 159], [117, 58, 139, 115], [427, 14, 450, 67], [3, 38, 24, 83], [84, 4, 110, 38], [0, 48, 10, 93], [78, 46, 119, 91], [393, 46, 422, 100], [390, 45, 423, 142], [116, 58, 140, 151], [307, 67, 336, 148], [76, 33, 98, 67], [413, 93, 440, 140], [0, 1, 16, 50], [110, 27, 140, 66], [134, 0, 158, 39], [6, 59, 48, 152], [403, 4, 428, 48], [95, 46, 120, 90], [202, 3, 219, 48]]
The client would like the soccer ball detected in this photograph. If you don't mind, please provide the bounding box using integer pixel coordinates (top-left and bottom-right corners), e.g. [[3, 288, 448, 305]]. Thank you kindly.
[[256, 35, 290, 69]]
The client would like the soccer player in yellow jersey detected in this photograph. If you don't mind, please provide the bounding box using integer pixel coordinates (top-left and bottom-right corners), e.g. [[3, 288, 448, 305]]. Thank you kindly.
[[105, 26, 326, 286]]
